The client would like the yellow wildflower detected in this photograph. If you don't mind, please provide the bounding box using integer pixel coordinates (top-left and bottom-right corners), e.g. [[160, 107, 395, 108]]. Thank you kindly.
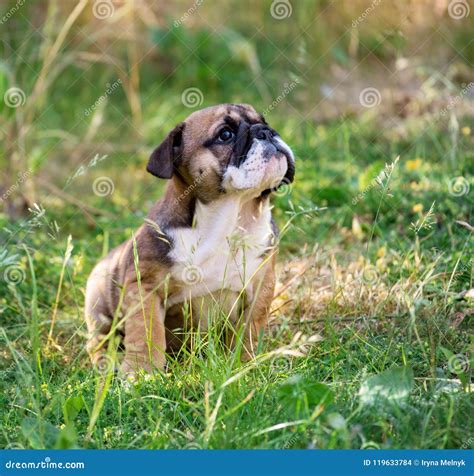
[[405, 158, 422, 171], [412, 203, 423, 214], [461, 126, 471, 136]]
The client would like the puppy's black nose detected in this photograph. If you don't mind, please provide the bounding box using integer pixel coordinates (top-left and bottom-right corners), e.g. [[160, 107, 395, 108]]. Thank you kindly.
[[251, 124, 274, 142]]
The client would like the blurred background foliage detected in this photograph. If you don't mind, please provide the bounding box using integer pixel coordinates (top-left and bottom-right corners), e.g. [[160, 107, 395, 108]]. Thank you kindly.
[[0, 0, 472, 219]]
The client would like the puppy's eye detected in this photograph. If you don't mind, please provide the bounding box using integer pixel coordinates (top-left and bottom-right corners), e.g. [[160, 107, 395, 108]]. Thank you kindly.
[[217, 127, 235, 143]]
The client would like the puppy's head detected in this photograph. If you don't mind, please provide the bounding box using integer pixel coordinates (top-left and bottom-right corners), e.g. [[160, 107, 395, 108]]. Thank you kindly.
[[147, 104, 295, 201]]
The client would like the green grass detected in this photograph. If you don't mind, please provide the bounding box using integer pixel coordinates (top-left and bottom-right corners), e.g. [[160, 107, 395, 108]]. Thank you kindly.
[[1, 115, 472, 449], [0, 0, 473, 451]]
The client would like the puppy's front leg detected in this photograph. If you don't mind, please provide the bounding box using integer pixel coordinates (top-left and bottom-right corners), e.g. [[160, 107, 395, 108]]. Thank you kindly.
[[121, 283, 166, 374], [241, 254, 276, 361]]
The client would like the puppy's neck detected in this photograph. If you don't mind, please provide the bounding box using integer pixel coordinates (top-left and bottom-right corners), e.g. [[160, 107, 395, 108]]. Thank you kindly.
[[158, 176, 197, 228], [167, 189, 273, 271], [161, 176, 269, 231]]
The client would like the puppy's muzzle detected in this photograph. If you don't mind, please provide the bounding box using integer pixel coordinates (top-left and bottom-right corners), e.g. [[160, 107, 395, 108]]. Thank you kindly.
[[252, 124, 274, 142], [253, 124, 295, 185], [230, 121, 295, 188], [234, 124, 285, 162]]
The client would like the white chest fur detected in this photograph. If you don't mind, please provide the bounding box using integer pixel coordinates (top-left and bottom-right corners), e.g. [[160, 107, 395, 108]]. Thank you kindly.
[[167, 196, 273, 308]]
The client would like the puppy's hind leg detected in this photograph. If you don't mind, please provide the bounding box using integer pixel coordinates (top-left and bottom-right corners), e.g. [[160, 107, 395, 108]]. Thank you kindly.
[[84, 260, 114, 368], [241, 254, 276, 361], [121, 283, 167, 375]]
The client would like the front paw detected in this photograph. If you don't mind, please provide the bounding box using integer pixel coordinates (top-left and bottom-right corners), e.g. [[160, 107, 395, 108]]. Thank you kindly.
[[120, 354, 166, 377]]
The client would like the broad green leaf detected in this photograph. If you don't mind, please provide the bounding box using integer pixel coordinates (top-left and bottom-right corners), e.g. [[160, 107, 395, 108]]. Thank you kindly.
[[21, 417, 59, 449], [359, 366, 414, 406], [55, 424, 78, 449], [278, 375, 333, 416], [63, 395, 84, 422]]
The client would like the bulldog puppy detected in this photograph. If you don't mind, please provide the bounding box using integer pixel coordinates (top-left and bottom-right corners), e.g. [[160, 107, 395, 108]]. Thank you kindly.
[[84, 104, 295, 374]]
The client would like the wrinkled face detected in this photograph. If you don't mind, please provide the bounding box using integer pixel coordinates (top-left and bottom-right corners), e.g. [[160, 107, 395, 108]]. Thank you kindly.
[[147, 104, 295, 202]]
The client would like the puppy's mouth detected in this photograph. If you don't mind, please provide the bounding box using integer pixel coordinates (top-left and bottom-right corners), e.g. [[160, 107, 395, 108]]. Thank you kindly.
[[223, 123, 295, 194], [270, 136, 295, 185]]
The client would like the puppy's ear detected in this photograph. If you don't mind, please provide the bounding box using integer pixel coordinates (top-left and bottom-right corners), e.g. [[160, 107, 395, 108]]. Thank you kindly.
[[147, 123, 185, 179]]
